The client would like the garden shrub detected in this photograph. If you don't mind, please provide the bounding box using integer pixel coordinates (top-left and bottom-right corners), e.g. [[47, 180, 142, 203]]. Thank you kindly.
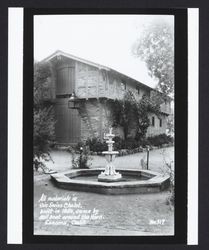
[[75, 133, 173, 156], [124, 138, 140, 149], [74, 141, 86, 152], [147, 134, 173, 147], [138, 138, 151, 147], [68, 144, 92, 169], [85, 137, 107, 152], [161, 155, 175, 208], [114, 136, 125, 150], [114, 137, 140, 150]]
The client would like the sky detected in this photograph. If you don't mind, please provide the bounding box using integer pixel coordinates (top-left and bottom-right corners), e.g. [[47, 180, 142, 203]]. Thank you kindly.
[[34, 15, 174, 88]]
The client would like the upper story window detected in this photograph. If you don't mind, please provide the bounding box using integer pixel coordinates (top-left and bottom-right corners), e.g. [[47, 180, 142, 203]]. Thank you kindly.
[[136, 87, 140, 95], [151, 116, 155, 127], [102, 71, 107, 81], [121, 81, 126, 90], [159, 118, 162, 127]]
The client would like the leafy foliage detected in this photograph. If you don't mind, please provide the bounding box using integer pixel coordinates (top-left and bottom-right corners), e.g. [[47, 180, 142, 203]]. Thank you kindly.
[[166, 161, 175, 207], [79, 134, 173, 154], [108, 91, 138, 140], [85, 138, 107, 152], [33, 62, 55, 171], [160, 149, 175, 207], [85, 137, 139, 152], [68, 143, 92, 169], [136, 94, 160, 140], [147, 133, 173, 147], [133, 19, 174, 96], [167, 114, 174, 137], [34, 62, 52, 107], [108, 90, 160, 141]]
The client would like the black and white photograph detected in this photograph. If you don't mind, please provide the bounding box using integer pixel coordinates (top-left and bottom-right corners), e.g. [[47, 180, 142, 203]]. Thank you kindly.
[[3, 4, 201, 246], [33, 14, 175, 236]]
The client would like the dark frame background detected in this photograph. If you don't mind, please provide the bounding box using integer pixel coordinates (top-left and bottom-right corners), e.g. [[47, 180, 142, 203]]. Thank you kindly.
[[23, 8, 188, 244]]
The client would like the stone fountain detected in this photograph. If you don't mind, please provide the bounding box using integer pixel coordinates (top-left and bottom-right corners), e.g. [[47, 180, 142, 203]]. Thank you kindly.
[[98, 127, 122, 182], [51, 127, 170, 194]]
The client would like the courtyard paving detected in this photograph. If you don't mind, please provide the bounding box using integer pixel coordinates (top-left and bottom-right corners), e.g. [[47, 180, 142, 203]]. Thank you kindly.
[[34, 147, 174, 236]]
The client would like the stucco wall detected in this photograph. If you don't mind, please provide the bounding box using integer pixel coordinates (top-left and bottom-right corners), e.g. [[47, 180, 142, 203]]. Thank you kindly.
[[146, 113, 168, 137]]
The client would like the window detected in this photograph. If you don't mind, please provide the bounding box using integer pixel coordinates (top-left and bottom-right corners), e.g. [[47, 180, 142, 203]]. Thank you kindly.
[[121, 81, 126, 90], [102, 71, 106, 81], [136, 87, 140, 95], [159, 118, 162, 127], [152, 116, 155, 126]]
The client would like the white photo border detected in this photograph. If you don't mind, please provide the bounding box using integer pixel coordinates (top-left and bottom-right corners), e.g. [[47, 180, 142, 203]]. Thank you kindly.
[[7, 7, 198, 244]]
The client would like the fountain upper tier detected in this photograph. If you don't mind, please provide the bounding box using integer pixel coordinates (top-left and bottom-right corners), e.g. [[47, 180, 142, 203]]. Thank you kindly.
[[98, 127, 122, 182]]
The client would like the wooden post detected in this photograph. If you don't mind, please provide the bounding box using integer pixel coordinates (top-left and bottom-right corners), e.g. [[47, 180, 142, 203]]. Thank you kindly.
[[147, 146, 150, 170]]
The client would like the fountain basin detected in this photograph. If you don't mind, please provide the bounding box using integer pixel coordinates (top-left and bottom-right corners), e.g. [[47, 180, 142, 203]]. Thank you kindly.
[[51, 168, 170, 195]]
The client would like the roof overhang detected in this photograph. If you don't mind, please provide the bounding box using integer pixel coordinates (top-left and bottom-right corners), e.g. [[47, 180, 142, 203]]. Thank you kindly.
[[41, 50, 110, 71]]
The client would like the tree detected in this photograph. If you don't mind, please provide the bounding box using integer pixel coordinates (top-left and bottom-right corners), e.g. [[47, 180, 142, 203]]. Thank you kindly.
[[133, 19, 174, 97], [33, 62, 55, 171]]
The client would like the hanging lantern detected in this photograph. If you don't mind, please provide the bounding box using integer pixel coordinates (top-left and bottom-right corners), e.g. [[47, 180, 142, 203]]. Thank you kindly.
[[68, 92, 80, 109]]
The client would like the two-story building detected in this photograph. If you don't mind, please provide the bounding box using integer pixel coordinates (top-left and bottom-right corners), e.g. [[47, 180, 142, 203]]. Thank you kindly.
[[40, 50, 171, 144]]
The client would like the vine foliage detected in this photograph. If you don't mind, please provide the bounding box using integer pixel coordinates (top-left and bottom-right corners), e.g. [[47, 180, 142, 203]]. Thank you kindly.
[[108, 90, 160, 141]]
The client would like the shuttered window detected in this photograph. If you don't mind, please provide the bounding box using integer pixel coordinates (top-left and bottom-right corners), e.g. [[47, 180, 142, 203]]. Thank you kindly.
[[152, 116, 155, 126], [159, 118, 162, 127]]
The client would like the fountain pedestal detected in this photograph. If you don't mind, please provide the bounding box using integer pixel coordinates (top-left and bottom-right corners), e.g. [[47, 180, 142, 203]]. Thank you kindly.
[[98, 128, 122, 182]]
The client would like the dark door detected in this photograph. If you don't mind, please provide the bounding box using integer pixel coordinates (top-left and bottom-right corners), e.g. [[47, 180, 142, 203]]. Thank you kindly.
[[55, 65, 81, 143]]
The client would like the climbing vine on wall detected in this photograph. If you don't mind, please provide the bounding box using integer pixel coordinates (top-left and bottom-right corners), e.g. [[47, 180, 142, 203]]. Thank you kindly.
[[136, 93, 160, 140], [108, 90, 160, 141]]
